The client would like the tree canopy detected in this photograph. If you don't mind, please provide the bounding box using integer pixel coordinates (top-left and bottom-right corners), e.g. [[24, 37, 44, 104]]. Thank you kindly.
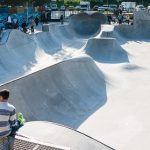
[[1, 0, 150, 7]]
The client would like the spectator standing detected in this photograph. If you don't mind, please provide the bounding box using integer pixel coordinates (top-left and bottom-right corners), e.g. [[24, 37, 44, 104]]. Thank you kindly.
[[126, 15, 130, 25], [30, 19, 35, 33], [60, 15, 64, 24], [45, 11, 48, 23], [22, 20, 27, 33], [107, 14, 112, 24], [6, 15, 12, 29], [13, 18, 19, 29], [118, 13, 123, 24], [35, 16, 39, 26]]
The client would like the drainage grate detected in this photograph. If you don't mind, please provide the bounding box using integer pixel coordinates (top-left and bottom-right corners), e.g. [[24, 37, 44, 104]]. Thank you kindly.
[[0, 136, 70, 150]]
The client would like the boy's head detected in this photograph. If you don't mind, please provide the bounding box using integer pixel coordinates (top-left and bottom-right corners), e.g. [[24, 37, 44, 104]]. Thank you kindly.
[[0, 89, 10, 101]]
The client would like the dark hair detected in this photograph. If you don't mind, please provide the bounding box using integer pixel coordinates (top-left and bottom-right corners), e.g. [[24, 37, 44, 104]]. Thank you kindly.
[[0, 89, 10, 100]]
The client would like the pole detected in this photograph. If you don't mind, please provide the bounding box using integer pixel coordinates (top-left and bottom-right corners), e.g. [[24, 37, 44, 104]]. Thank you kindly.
[[26, 1, 28, 22]]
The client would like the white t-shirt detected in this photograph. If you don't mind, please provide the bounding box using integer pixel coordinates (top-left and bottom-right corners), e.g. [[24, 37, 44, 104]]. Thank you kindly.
[[7, 16, 12, 23]]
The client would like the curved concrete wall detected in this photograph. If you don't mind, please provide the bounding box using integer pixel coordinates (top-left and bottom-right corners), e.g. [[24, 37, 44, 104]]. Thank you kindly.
[[85, 38, 129, 63], [69, 12, 107, 36], [0, 57, 107, 128]]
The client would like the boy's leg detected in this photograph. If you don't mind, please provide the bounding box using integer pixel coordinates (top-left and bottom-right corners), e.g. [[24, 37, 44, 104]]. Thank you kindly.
[[0, 137, 11, 150], [0, 137, 7, 149], [8, 136, 15, 150]]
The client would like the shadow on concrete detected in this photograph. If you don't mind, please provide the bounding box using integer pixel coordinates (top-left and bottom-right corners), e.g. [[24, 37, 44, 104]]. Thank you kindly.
[[122, 64, 146, 71]]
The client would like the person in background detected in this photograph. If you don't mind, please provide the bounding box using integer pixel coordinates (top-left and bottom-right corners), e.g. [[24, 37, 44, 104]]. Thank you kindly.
[[118, 13, 123, 24], [35, 16, 39, 26], [107, 14, 112, 24], [13, 18, 19, 29], [30, 19, 35, 33], [6, 15, 12, 29], [126, 15, 130, 25], [22, 20, 27, 33], [60, 15, 64, 24]]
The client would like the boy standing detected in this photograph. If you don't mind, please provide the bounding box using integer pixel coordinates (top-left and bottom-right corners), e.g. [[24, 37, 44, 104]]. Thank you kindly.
[[0, 89, 16, 149]]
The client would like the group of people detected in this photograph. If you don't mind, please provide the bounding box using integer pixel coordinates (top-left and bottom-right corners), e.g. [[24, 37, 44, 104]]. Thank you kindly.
[[41, 11, 51, 23], [4, 15, 40, 34], [21, 16, 39, 34], [107, 13, 131, 25], [0, 89, 25, 149], [5, 15, 19, 29]]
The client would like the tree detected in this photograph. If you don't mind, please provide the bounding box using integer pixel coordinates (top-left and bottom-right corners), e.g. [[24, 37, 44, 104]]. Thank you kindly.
[[64, 0, 80, 6]]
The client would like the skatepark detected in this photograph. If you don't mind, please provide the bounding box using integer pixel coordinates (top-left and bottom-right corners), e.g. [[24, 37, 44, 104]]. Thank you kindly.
[[0, 10, 150, 150]]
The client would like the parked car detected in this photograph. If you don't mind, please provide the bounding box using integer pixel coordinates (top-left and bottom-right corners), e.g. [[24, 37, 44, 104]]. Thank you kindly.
[[60, 5, 66, 11], [103, 5, 114, 11], [135, 5, 145, 11], [45, 5, 51, 11], [51, 4, 58, 11], [109, 4, 117, 11], [98, 6, 106, 11], [93, 5, 99, 11], [75, 5, 81, 10], [67, 6, 75, 11]]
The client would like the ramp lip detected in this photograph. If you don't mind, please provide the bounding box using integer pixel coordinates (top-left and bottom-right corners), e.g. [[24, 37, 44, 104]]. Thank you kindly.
[[0, 29, 33, 45], [0, 56, 92, 86], [89, 37, 116, 40]]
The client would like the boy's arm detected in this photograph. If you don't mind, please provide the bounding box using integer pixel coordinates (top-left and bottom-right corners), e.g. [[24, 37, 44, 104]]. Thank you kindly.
[[9, 109, 16, 127]]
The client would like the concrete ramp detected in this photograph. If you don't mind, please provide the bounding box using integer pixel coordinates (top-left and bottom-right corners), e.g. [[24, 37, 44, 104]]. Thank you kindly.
[[0, 57, 107, 128], [0, 13, 107, 84], [34, 31, 62, 55], [17, 121, 114, 150], [85, 38, 129, 63], [97, 25, 115, 38], [0, 30, 38, 82], [69, 12, 107, 36]]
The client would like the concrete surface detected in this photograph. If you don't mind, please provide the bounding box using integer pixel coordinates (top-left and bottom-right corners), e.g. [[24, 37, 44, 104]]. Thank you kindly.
[[0, 11, 150, 150], [17, 121, 114, 150], [0, 12, 107, 84]]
